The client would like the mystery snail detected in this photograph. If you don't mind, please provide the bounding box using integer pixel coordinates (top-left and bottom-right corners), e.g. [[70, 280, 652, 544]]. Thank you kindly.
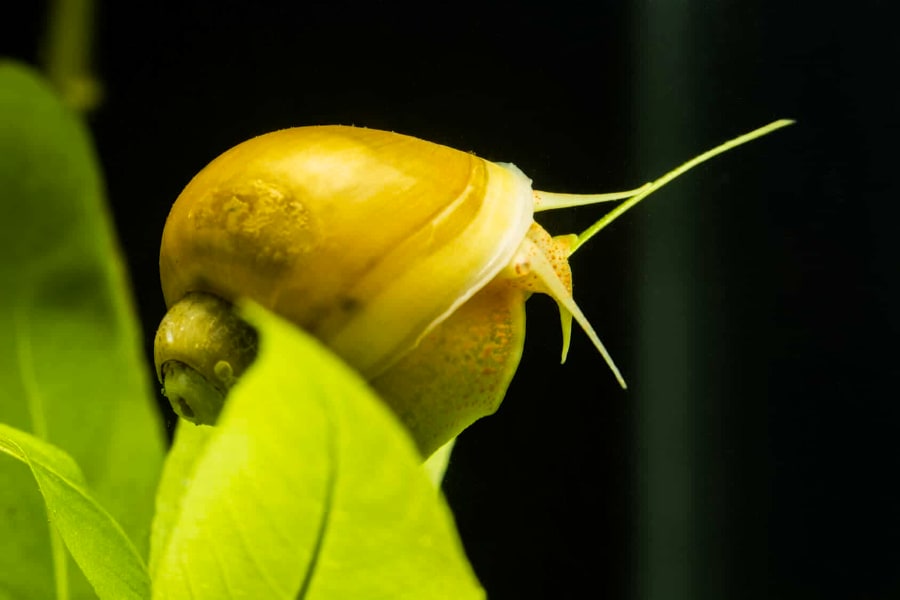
[[154, 120, 793, 457]]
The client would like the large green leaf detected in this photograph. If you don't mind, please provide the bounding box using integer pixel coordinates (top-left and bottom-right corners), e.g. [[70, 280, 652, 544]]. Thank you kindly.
[[0, 61, 165, 598], [151, 305, 484, 599], [0, 424, 150, 600]]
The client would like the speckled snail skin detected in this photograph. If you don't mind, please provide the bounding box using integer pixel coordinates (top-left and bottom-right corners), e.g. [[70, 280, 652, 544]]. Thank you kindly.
[[154, 121, 793, 457]]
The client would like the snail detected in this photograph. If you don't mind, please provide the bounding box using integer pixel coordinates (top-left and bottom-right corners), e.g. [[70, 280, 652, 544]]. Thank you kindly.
[[154, 120, 793, 457]]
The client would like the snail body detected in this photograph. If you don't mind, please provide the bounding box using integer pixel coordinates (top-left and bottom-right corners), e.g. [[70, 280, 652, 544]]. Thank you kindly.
[[155, 121, 794, 456]]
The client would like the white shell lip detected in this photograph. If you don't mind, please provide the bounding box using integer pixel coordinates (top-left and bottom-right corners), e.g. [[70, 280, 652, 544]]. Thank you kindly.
[[439, 161, 533, 316], [327, 158, 536, 379], [419, 161, 535, 333]]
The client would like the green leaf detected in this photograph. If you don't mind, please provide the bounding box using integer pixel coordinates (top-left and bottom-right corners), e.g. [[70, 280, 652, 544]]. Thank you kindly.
[[151, 305, 484, 599], [0, 61, 165, 597], [0, 424, 150, 600], [148, 421, 214, 580]]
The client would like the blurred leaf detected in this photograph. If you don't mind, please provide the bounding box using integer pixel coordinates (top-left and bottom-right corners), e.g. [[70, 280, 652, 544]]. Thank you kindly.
[[0, 61, 165, 597], [151, 304, 484, 599], [0, 424, 150, 600]]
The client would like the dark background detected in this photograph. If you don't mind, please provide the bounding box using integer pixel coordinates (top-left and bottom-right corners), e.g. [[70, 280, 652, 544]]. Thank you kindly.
[[5, 1, 898, 598]]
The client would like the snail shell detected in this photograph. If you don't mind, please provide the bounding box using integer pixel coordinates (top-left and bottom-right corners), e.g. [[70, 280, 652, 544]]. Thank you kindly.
[[159, 126, 534, 379]]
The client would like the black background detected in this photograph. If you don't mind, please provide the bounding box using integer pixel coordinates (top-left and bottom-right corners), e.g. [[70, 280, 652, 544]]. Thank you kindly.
[[4, 1, 898, 598]]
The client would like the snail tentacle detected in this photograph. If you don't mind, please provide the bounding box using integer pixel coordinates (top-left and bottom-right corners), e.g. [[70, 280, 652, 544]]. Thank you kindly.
[[525, 239, 626, 388], [503, 227, 627, 389], [533, 184, 653, 211]]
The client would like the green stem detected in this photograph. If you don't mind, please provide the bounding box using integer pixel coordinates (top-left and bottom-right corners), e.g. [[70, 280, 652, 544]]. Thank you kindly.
[[41, 0, 102, 113]]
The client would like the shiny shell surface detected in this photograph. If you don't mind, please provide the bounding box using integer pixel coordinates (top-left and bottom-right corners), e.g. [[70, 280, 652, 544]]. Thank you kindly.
[[159, 125, 534, 377]]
